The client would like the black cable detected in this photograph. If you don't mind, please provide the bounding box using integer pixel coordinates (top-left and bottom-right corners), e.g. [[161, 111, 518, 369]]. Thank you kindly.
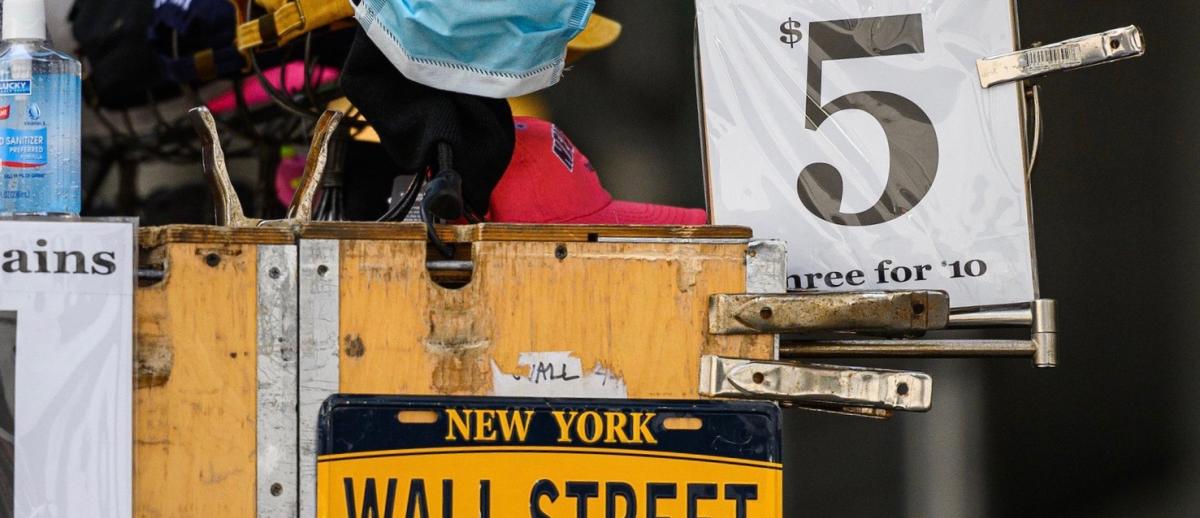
[[231, 77, 263, 141], [302, 32, 320, 111], [421, 200, 455, 259], [250, 50, 321, 120], [377, 173, 424, 222]]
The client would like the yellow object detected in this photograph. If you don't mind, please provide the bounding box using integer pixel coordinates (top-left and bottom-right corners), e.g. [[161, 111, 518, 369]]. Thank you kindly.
[[507, 94, 551, 119], [328, 94, 550, 144], [254, 0, 287, 10], [568, 13, 622, 63], [326, 97, 380, 143], [237, 0, 355, 51], [317, 447, 781, 517]]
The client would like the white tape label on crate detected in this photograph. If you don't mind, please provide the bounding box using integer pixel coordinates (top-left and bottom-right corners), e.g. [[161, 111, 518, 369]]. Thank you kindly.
[[697, 0, 1036, 307], [491, 351, 628, 398]]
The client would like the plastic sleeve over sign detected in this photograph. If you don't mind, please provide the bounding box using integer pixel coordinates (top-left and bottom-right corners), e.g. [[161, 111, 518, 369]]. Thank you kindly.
[[696, 0, 1037, 308], [0, 219, 134, 517]]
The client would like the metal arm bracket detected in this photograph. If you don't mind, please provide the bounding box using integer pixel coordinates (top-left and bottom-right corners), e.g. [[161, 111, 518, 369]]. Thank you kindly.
[[782, 299, 1058, 368], [709, 291, 950, 335], [699, 356, 933, 413]]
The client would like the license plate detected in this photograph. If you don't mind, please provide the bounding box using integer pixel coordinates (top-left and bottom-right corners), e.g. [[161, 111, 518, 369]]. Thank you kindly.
[[317, 396, 782, 517]]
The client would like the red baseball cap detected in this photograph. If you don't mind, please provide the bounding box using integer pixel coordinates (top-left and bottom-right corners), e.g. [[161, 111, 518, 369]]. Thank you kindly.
[[487, 117, 708, 225]]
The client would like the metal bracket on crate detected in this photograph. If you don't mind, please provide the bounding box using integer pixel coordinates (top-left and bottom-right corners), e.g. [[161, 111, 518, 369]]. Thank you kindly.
[[703, 283, 1056, 418], [977, 26, 1145, 88], [189, 106, 344, 228], [781, 299, 1058, 368], [709, 291, 950, 336], [699, 356, 932, 414]]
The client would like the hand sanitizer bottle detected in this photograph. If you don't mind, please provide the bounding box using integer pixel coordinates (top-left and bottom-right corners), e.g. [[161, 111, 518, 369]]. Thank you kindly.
[[0, 0, 81, 216]]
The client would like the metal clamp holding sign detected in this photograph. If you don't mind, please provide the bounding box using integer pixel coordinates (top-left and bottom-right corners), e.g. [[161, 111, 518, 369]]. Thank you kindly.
[[697, 0, 1035, 308]]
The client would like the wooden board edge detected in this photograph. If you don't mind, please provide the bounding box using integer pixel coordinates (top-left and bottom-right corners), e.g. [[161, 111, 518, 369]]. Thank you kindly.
[[139, 225, 295, 247], [300, 222, 753, 242]]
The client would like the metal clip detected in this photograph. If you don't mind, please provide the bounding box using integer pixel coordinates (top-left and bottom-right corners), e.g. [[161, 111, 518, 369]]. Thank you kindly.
[[699, 356, 933, 413], [977, 26, 1145, 88], [709, 291, 949, 335], [189, 106, 344, 228], [781, 299, 1058, 368]]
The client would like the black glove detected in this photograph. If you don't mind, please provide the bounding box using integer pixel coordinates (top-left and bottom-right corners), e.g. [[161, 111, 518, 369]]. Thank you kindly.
[[340, 28, 515, 217]]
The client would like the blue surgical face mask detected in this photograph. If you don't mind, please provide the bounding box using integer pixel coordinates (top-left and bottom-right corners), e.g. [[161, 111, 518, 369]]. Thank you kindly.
[[352, 0, 595, 98]]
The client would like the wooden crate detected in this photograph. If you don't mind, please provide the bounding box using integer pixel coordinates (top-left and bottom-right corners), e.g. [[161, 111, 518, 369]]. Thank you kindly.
[[135, 223, 777, 516], [136, 226, 294, 517], [297, 223, 774, 398]]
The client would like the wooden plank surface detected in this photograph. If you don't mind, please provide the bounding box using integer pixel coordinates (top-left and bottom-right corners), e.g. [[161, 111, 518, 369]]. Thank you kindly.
[[144, 222, 754, 245], [140, 224, 294, 247], [135, 242, 258, 516], [301, 222, 753, 242], [337, 239, 771, 398], [130, 224, 765, 513]]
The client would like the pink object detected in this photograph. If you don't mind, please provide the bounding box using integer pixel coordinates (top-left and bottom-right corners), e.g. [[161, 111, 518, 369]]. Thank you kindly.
[[488, 117, 708, 225], [274, 146, 307, 206], [207, 61, 340, 115]]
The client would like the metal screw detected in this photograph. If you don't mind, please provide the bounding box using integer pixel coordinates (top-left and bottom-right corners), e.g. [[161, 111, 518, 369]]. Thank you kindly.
[[896, 382, 910, 396], [270, 483, 283, 496], [317, 264, 329, 276], [554, 244, 568, 261], [912, 303, 925, 315], [269, 267, 281, 279], [752, 372, 765, 384], [204, 253, 221, 267], [1110, 39, 1121, 50], [759, 307, 773, 320]]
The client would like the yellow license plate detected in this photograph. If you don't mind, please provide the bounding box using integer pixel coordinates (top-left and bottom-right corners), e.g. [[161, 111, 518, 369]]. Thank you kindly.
[[317, 397, 781, 517]]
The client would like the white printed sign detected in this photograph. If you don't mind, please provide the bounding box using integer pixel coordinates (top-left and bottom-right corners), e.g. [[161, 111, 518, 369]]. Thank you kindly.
[[697, 0, 1036, 307], [0, 219, 134, 517]]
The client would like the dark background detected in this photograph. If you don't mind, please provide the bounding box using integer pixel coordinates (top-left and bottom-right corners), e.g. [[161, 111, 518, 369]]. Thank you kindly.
[[542, 2, 1193, 516], [65, 0, 1193, 515]]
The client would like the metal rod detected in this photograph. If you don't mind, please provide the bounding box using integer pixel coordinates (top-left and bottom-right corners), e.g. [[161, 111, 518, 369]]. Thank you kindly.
[[137, 269, 165, 281], [946, 308, 1032, 328], [426, 260, 473, 271], [781, 300, 1058, 368], [781, 339, 1036, 359]]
